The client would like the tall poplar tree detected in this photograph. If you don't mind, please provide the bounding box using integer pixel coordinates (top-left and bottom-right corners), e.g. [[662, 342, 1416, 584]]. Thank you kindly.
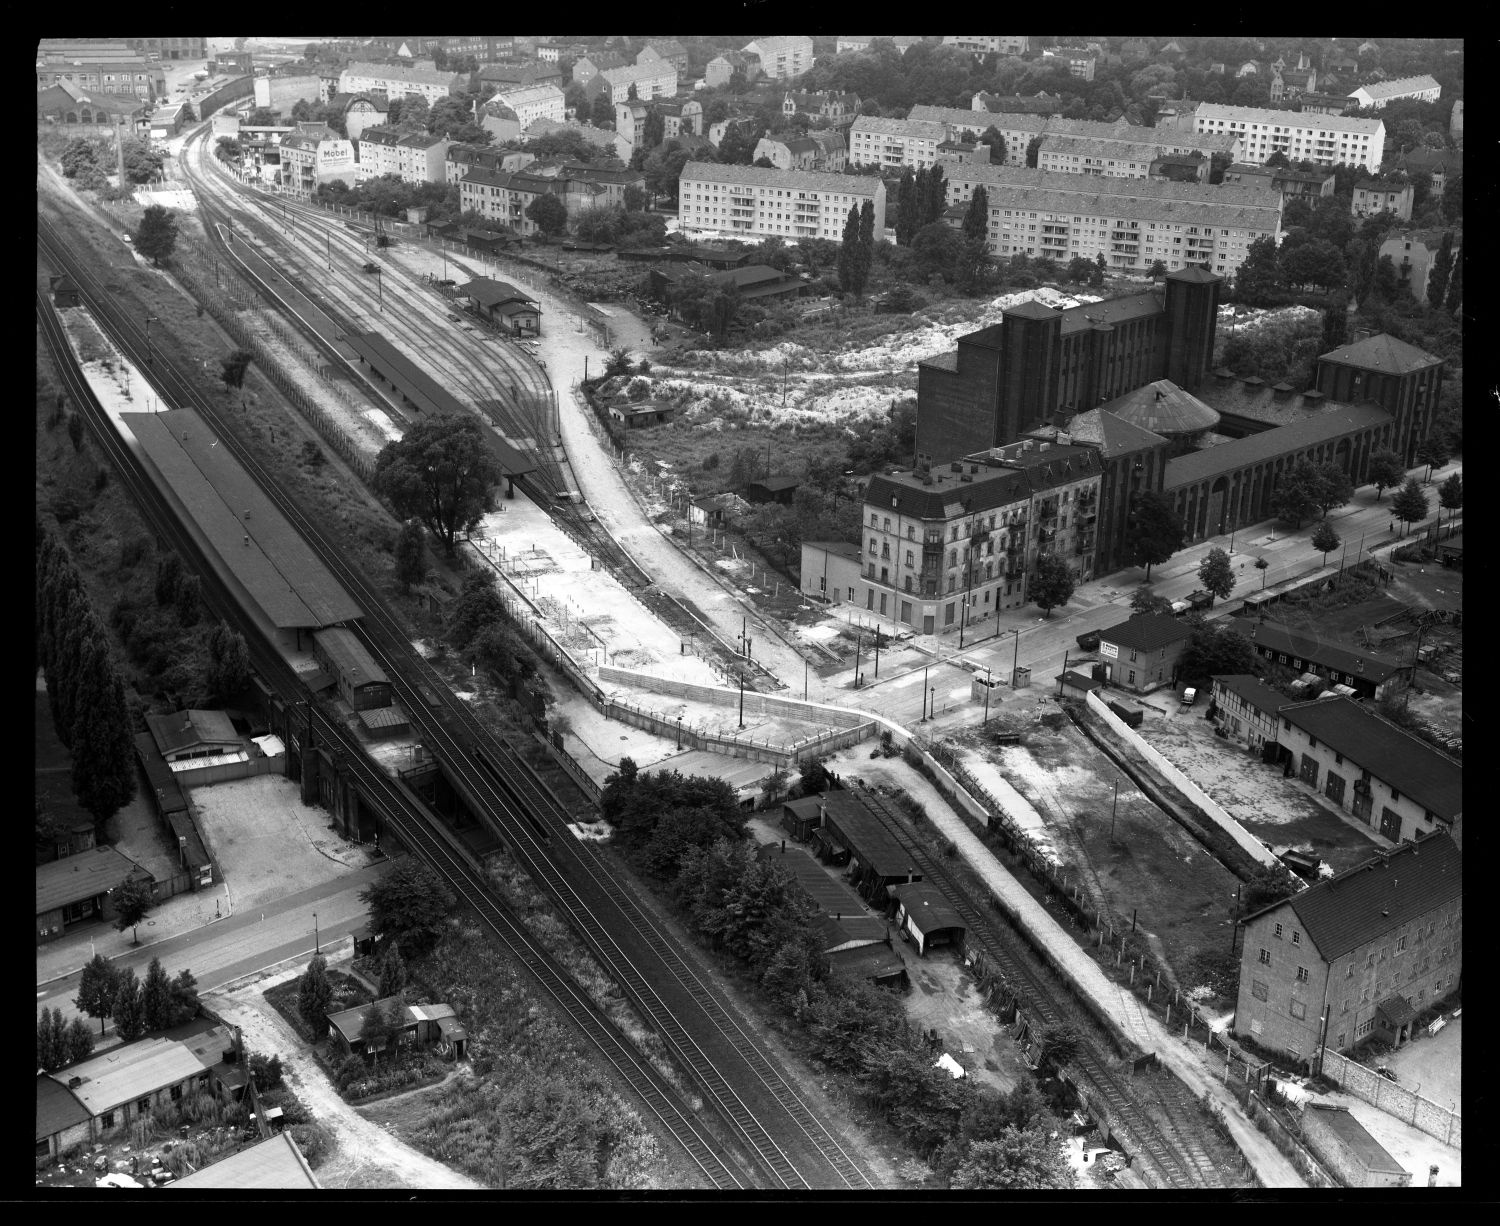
[[895, 167, 918, 246], [1426, 231, 1454, 309], [962, 185, 989, 241]]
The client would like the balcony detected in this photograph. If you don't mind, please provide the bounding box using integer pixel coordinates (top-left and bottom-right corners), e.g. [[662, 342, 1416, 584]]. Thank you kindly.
[[1037, 506, 1058, 525]]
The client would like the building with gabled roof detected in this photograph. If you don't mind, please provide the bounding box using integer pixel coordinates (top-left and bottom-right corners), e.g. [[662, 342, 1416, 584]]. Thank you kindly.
[[1226, 618, 1405, 701], [1347, 74, 1440, 109], [1275, 695, 1459, 844], [1210, 674, 1289, 752], [1192, 103, 1384, 172], [489, 82, 564, 127], [171, 1131, 321, 1190], [338, 61, 463, 104], [848, 115, 948, 170], [1350, 178, 1413, 222], [1096, 613, 1195, 692], [890, 881, 966, 956], [144, 709, 242, 762], [637, 39, 688, 74], [1233, 832, 1461, 1066], [36, 846, 154, 944], [677, 161, 885, 243], [1299, 1104, 1410, 1188], [743, 36, 814, 80], [47, 1036, 215, 1138], [585, 60, 677, 104], [1379, 230, 1461, 303], [36, 1073, 91, 1160], [1313, 333, 1444, 465]]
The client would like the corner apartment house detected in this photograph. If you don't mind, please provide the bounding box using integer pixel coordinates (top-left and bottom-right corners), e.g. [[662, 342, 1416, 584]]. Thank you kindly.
[[942, 36, 1029, 55], [938, 161, 1283, 278], [1192, 103, 1385, 173], [586, 61, 677, 104], [1347, 74, 1441, 110], [1096, 613, 1195, 692], [855, 439, 1103, 635], [1233, 832, 1461, 1066], [677, 163, 885, 242], [278, 124, 356, 195], [1276, 695, 1461, 844], [743, 36, 814, 80], [1036, 118, 1238, 178], [1220, 163, 1336, 201], [490, 82, 565, 127], [848, 115, 949, 170], [338, 61, 462, 105]]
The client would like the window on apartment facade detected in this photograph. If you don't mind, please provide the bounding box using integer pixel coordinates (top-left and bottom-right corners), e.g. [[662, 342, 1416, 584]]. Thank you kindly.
[[1258, 948, 1270, 966], [1274, 923, 1283, 939], [1292, 930, 1301, 945], [1295, 966, 1309, 983]]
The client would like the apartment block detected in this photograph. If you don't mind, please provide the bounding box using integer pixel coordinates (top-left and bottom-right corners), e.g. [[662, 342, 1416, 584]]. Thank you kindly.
[[489, 82, 565, 127], [1351, 179, 1414, 222], [1042, 46, 1097, 81], [942, 36, 1029, 55], [338, 61, 463, 105], [1036, 117, 1238, 177], [742, 36, 814, 80], [907, 104, 1047, 163], [854, 440, 1103, 636], [938, 161, 1283, 279], [677, 162, 885, 242], [275, 124, 356, 195], [847, 115, 948, 170], [585, 61, 677, 104], [1192, 103, 1384, 172]]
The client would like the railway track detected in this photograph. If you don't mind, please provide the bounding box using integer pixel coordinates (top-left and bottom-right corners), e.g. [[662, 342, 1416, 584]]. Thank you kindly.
[[851, 790, 1222, 1189], [39, 213, 875, 1191], [35, 278, 744, 1191]]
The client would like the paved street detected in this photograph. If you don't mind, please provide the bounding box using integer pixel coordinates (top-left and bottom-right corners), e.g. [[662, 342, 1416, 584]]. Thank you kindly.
[[36, 861, 390, 1034]]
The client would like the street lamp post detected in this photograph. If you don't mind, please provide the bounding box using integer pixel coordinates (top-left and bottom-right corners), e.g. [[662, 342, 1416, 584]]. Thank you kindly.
[[1110, 776, 1120, 838], [145, 315, 160, 365], [738, 671, 746, 730], [983, 666, 993, 724], [313, 911, 319, 954], [922, 665, 929, 721], [1012, 627, 1021, 685], [676, 716, 682, 749]]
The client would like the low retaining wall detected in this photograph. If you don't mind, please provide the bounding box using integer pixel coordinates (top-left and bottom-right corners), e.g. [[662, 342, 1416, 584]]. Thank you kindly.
[[170, 753, 283, 789], [595, 666, 876, 765], [1085, 691, 1280, 871], [1320, 1050, 1461, 1149]]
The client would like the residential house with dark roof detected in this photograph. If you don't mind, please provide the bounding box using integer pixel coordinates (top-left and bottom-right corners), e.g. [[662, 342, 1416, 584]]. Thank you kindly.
[[1275, 695, 1460, 845], [1350, 178, 1413, 222], [144, 709, 243, 764], [754, 131, 825, 172], [327, 997, 467, 1061], [1096, 613, 1195, 693], [890, 881, 966, 956], [636, 39, 689, 75], [170, 1131, 321, 1190], [704, 50, 755, 88], [1210, 674, 1289, 753], [782, 89, 861, 126], [1386, 145, 1461, 196], [35, 1074, 91, 1160], [1233, 832, 1461, 1066], [36, 846, 155, 944], [570, 51, 627, 86]]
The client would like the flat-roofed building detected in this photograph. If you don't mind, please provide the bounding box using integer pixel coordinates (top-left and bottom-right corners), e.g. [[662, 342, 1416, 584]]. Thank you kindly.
[[1192, 103, 1384, 172], [584, 61, 677, 104], [848, 115, 948, 170], [337, 60, 463, 105], [677, 162, 885, 242], [943, 36, 1029, 56]]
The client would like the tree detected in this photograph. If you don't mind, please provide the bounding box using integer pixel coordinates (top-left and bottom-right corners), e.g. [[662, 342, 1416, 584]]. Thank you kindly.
[[1443, 250, 1461, 312], [1130, 586, 1174, 616], [623, 183, 648, 212], [1029, 554, 1075, 618], [1125, 492, 1186, 580], [447, 568, 505, 650], [1366, 450, 1405, 502], [961, 185, 989, 241], [1311, 520, 1340, 565], [70, 643, 136, 824], [75, 954, 120, 1035], [1024, 135, 1042, 168], [589, 92, 615, 128], [112, 877, 154, 945], [911, 222, 964, 282], [1233, 235, 1282, 306], [360, 996, 407, 1061], [175, 573, 202, 627], [38, 1007, 69, 1072], [298, 954, 334, 1040], [858, 198, 876, 283], [205, 621, 251, 703], [360, 856, 455, 956], [951, 1128, 1074, 1190], [1414, 435, 1448, 483], [1280, 238, 1346, 291], [112, 967, 146, 1042], [760, 768, 790, 809], [154, 552, 183, 608], [1180, 625, 1257, 682], [895, 168, 918, 247], [168, 969, 200, 1026], [979, 126, 1007, 165], [923, 164, 948, 227], [1371, 254, 1400, 302], [393, 520, 429, 592], [121, 139, 166, 184], [837, 203, 862, 295], [68, 411, 85, 453], [603, 346, 635, 378], [379, 940, 407, 998], [65, 1015, 96, 1065], [1089, 251, 1106, 287], [142, 957, 174, 1031], [374, 415, 500, 556], [1270, 459, 1323, 529], [1243, 864, 1298, 912], [220, 349, 254, 402], [1196, 548, 1236, 604], [1437, 472, 1463, 522], [1321, 300, 1348, 352], [1425, 230, 1455, 309], [396, 93, 430, 133], [1147, 259, 1167, 280], [797, 756, 840, 797], [525, 192, 569, 238], [135, 205, 178, 265], [248, 1053, 284, 1093]]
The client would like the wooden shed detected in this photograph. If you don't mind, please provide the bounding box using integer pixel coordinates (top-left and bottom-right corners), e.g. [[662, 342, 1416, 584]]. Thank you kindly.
[[889, 881, 966, 956], [820, 793, 921, 903], [312, 627, 392, 711]]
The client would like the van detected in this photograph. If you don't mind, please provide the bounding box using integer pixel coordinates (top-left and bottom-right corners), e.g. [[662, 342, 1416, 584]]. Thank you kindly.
[[1182, 686, 1197, 706]]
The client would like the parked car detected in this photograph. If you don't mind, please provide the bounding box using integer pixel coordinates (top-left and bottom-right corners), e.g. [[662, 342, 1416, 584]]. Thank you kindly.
[[362, 262, 379, 273], [1076, 630, 1100, 652], [1181, 686, 1197, 706]]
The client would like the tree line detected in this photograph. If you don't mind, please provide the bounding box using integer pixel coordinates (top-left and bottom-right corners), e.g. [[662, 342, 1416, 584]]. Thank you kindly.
[[601, 760, 1074, 1187]]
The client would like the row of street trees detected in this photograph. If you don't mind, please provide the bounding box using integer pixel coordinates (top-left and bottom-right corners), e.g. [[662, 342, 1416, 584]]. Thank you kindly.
[[837, 198, 877, 296], [74, 954, 200, 1039]]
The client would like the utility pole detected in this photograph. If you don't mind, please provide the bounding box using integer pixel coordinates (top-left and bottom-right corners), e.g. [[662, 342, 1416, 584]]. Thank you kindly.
[[738, 671, 746, 729], [1110, 776, 1120, 838], [983, 666, 992, 724], [922, 665, 929, 720], [873, 627, 881, 677], [1012, 626, 1021, 686]]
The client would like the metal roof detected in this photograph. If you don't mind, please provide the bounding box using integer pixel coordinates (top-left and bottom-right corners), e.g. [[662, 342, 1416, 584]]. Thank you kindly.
[[1303, 1105, 1408, 1175], [1099, 613, 1196, 653], [36, 846, 150, 915], [1247, 832, 1460, 961], [344, 332, 455, 418], [1103, 380, 1221, 436], [58, 1038, 207, 1116], [890, 881, 966, 933], [1211, 674, 1289, 717], [122, 412, 363, 630], [171, 1132, 320, 1190], [459, 276, 537, 307], [1278, 695, 1460, 819], [821, 792, 921, 878], [758, 839, 875, 922], [1317, 332, 1443, 375]]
